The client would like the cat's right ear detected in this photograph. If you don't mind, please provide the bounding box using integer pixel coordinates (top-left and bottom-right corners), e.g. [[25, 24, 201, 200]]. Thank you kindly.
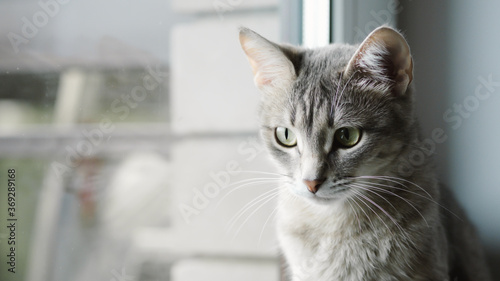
[[344, 26, 413, 96], [239, 27, 296, 94]]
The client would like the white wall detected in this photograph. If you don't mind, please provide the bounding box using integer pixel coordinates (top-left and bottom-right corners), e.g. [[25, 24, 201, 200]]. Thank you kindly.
[[446, 0, 500, 252], [0, 1, 285, 280], [0, 0, 187, 69], [399, 0, 500, 277]]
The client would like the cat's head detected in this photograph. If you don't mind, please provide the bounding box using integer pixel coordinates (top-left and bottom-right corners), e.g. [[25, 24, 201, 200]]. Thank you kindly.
[[239, 26, 416, 204]]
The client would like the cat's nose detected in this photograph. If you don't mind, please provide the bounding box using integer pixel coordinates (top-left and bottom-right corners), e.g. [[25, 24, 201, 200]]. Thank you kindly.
[[303, 179, 325, 194]]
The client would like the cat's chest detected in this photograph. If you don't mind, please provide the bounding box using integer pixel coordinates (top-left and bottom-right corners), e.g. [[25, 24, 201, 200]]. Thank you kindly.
[[277, 201, 407, 280], [279, 224, 395, 280]]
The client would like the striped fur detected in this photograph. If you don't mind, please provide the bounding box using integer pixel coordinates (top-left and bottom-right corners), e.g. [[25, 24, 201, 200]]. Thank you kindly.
[[239, 26, 491, 281]]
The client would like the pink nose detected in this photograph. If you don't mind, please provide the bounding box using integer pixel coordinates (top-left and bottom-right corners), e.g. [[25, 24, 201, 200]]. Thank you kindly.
[[303, 179, 325, 194]]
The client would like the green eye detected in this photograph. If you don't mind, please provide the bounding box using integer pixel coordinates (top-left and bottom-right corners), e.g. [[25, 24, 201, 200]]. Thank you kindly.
[[334, 127, 361, 148], [275, 127, 297, 147]]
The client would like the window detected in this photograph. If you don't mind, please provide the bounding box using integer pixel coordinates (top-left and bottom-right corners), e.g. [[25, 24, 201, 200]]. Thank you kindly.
[[1, 1, 405, 281], [0, 1, 299, 281]]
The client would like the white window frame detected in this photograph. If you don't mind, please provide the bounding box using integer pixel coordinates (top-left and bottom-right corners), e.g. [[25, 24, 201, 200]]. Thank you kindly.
[[302, 0, 397, 46]]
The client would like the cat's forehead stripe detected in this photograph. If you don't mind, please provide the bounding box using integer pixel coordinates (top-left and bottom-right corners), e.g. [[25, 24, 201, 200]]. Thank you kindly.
[[288, 96, 297, 126], [292, 78, 337, 134], [305, 95, 315, 135]]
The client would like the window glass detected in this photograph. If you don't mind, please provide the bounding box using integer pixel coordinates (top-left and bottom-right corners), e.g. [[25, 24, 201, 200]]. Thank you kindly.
[[0, 1, 291, 281]]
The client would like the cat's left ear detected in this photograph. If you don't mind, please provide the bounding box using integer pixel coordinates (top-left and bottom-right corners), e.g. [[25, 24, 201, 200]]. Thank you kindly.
[[239, 27, 297, 94], [344, 26, 413, 95]]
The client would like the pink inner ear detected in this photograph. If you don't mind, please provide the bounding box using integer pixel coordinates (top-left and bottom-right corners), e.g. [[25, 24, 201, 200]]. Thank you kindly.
[[246, 53, 275, 87], [239, 31, 296, 91], [255, 72, 273, 86], [240, 34, 277, 87], [344, 26, 413, 94]]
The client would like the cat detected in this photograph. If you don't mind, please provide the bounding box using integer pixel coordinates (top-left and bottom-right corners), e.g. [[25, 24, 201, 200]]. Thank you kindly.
[[238, 25, 492, 281]]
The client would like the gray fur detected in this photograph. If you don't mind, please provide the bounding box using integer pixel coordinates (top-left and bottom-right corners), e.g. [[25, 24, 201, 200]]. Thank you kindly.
[[239, 26, 491, 281]]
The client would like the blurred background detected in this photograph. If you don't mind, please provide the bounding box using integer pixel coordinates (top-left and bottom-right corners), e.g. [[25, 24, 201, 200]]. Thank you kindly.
[[0, 0, 498, 280]]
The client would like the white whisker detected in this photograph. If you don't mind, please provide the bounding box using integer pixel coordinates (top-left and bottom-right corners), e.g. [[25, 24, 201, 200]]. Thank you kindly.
[[235, 170, 289, 177], [350, 188, 405, 238], [351, 183, 399, 213], [232, 191, 279, 241], [258, 205, 279, 244], [350, 177, 461, 220], [352, 182, 430, 227], [351, 175, 433, 199], [345, 197, 361, 232], [226, 187, 280, 232], [215, 178, 282, 209], [349, 193, 383, 246]]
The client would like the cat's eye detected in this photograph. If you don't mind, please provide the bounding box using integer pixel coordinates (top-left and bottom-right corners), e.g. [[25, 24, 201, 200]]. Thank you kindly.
[[275, 127, 297, 147], [334, 127, 361, 148]]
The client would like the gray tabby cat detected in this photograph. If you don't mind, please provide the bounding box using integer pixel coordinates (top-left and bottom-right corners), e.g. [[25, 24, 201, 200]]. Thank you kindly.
[[238, 26, 491, 281]]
